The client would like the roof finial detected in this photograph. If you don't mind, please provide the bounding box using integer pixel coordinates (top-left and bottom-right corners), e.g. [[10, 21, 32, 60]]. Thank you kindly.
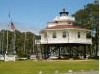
[[63, 8, 66, 12], [59, 8, 69, 16]]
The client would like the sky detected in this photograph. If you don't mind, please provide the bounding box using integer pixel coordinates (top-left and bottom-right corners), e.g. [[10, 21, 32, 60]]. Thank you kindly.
[[0, 0, 94, 34]]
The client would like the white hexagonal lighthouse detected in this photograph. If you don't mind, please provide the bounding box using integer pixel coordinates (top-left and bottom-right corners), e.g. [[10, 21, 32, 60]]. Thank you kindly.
[[40, 9, 92, 59]]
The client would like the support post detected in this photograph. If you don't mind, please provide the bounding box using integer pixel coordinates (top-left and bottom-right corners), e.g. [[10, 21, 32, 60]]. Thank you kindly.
[[58, 46, 61, 59], [84, 45, 86, 59]]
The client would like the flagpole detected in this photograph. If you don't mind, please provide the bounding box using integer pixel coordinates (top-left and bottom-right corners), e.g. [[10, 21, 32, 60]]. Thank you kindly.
[[6, 12, 11, 54], [8, 12, 16, 54]]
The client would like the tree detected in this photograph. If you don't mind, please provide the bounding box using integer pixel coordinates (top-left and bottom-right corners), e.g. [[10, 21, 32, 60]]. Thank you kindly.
[[73, 1, 99, 58], [0, 29, 40, 57]]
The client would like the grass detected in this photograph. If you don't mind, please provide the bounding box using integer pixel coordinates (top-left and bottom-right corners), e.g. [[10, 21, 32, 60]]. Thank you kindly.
[[0, 60, 99, 74]]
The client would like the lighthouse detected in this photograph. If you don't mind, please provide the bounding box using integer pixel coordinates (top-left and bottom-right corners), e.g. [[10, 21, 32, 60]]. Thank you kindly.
[[40, 9, 92, 59]]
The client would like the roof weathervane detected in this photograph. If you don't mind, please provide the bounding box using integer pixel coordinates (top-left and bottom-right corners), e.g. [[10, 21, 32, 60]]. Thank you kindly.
[[63, 8, 66, 12], [59, 8, 69, 16]]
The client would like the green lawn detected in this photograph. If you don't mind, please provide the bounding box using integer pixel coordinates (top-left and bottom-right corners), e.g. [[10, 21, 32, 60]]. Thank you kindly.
[[0, 60, 99, 74]]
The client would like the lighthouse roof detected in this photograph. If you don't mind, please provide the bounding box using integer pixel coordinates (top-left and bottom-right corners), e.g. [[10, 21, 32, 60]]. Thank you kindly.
[[53, 9, 75, 22], [45, 25, 90, 31], [53, 16, 75, 22]]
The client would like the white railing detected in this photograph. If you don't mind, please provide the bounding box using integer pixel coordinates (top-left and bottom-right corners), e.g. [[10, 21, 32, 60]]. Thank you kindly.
[[41, 38, 92, 44], [69, 38, 92, 44]]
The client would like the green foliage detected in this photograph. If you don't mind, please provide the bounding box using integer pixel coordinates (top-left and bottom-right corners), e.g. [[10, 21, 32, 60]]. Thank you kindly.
[[86, 32, 92, 38], [0, 30, 40, 57], [73, 1, 99, 57], [17, 50, 27, 57], [73, 3, 99, 29]]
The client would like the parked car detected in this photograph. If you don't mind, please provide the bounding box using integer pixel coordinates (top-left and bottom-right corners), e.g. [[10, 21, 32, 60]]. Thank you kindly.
[[49, 55, 58, 60], [30, 55, 37, 60], [0, 54, 4, 60]]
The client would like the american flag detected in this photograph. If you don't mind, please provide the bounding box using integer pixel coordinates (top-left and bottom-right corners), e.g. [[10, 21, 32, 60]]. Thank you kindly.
[[11, 22, 15, 30]]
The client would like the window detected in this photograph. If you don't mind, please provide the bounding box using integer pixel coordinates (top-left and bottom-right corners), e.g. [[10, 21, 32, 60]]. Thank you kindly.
[[78, 32, 80, 38], [63, 31, 66, 38], [52, 32, 56, 38]]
